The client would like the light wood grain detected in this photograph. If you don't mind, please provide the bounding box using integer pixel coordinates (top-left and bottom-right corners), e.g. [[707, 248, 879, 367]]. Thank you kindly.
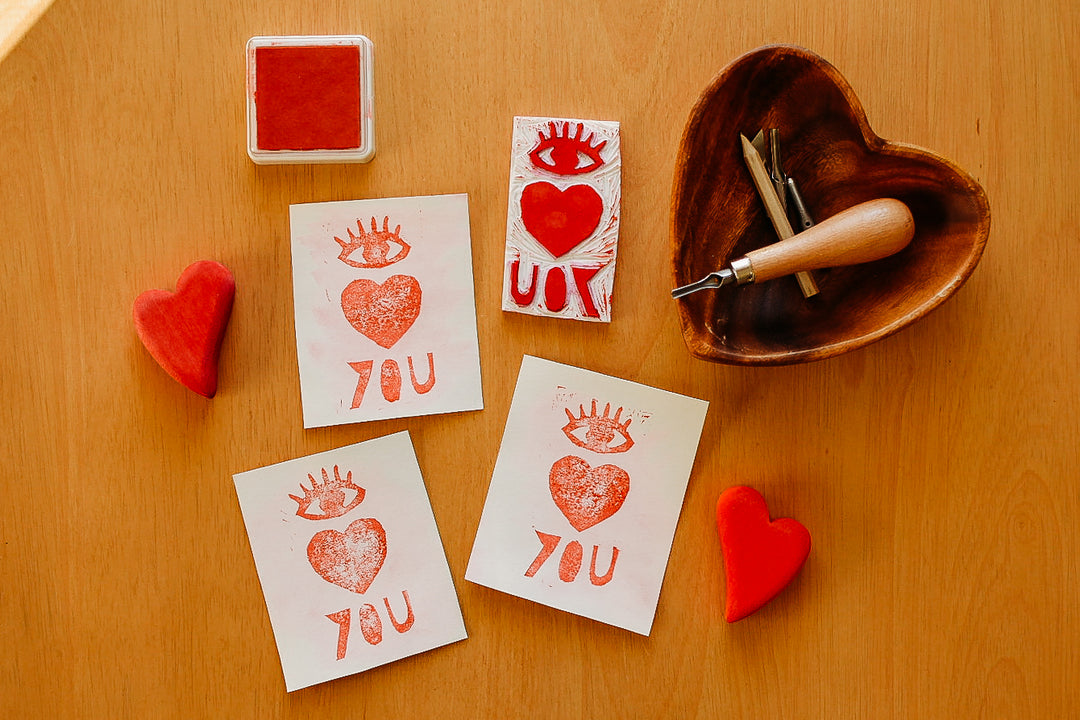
[[1, 0, 1077, 718], [0, 0, 52, 61]]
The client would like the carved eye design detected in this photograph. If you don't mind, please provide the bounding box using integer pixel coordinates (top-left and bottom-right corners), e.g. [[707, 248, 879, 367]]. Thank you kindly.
[[289, 465, 366, 520], [561, 400, 634, 454], [529, 122, 607, 176], [334, 216, 411, 269]]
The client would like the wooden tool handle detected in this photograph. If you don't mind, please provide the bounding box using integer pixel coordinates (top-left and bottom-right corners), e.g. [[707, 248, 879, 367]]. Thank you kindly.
[[745, 198, 915, 283]]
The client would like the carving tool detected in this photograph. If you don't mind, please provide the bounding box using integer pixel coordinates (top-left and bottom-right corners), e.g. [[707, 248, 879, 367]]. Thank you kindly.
[[670, 197, 915, 299], [744, 132, 819, 296]]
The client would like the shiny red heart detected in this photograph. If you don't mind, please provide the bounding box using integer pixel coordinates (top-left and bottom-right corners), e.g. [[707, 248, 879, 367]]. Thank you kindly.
[[520, 181, 603, 259], [549, 455, 630, 531], [307, 517, 387, 594], [340, 274, 421, 349], [133, 260, 235, 398], [716, 486, 810, 622]]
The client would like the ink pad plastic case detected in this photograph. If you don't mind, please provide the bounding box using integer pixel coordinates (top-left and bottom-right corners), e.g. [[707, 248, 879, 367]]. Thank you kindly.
[[246, 35, 375, 164]]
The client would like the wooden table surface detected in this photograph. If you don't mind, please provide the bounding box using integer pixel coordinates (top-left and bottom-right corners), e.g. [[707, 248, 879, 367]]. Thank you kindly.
[[2, 0, 1077, 717]]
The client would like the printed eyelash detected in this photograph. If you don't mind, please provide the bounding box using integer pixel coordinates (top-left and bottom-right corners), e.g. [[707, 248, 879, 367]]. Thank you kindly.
[[561, 399, 634, 454]]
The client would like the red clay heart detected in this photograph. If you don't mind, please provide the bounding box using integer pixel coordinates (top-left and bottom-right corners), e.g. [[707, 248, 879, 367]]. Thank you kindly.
[[307, 517, 387, 594], [549, 455, 630, 531], [133, 260, 235, 398], [520, 181, 603, 259], [340, 274, 421, 349], [716, 486, 810, 622]]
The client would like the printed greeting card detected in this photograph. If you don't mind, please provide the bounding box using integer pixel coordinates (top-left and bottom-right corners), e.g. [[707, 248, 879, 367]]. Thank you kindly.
[[465, 356, 709, 635], [502, 117, 622, 322], [234, 432, 467, 691], [290, 193, 483, 428]]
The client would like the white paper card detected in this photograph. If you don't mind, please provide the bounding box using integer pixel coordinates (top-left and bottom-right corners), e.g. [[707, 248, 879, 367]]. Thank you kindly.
[[234, 431, 467, 691], [290, 193, 483, 428], [465, 356, 709, 635]]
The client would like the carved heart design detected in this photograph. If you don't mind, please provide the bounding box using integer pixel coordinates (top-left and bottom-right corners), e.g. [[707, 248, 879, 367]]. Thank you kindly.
[[520, 181, 603, 259], [549, 455, 630, 532], [671, 45, 990, 365], [716, 486, 810, 622], [307, 517, 387, 594], [133, 260, 235, 398], [341, 274, 421, 349]]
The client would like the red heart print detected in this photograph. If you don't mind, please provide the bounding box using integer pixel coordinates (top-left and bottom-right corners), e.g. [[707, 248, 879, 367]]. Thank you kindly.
[[133, 260, 235, 398], [549, 455, 630, 532], [716, 486, 810, 622], [341, 274, 421, 349], [520, 181, 603, 259], [307, 517, 387, 594]]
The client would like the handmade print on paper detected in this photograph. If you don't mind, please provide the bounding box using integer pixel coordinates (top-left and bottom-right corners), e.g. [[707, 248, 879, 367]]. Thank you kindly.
[[290, 194, 483, 428], [465, 356, 708, 635], [234, 432, 467, 692], [502, 117, 622, 322]]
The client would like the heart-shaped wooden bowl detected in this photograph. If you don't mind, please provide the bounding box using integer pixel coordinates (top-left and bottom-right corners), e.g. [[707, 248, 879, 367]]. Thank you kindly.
[[671, 45, 990, 365]]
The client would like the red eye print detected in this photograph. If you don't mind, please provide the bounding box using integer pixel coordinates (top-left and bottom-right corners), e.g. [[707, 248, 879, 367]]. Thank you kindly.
[[529, 121, 607, 175], [335, 216, 412, 269], [290, 465, 366, 520], [562, 400, 634, 454]]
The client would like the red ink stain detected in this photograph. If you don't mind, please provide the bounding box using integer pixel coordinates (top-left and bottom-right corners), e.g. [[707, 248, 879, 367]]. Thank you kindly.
[[358, 603, 383, 645], [253, 44, 362, 151], [544, 266, 567, 312], [348, 360, 374, 408], [571, 265, 603, 318], [561, 400, 634, 454], [509, 259, 538, 306], [326, 609, 351, 660], [341, 274, 422, 349], [290, 465, 366, 520], [589, 545, 619, 586], [559, 540, 583, 582], [384, 590, 415, 633], [254, 45, 361, 151], [335, 216, 411, 269], [529, 121, 607, 175], [380, 359, 402, 402], [306, 517, 387, 594], [520, 182, 603, 259], [549, 455, 630, 532], [408, 353, 436, 394], [525, 530, 561, 577]]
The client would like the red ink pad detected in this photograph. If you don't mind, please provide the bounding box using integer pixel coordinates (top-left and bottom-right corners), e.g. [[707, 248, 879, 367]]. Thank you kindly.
[[246, 36, 375, 164]]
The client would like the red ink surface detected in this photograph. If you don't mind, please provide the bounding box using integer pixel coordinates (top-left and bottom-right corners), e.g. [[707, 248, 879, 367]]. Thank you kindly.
[[307, 517, 387, 594], [335, 217, 411, 269], [380, 359, 402, 402], [408, 353, 436, 394], [529, 121, 607, 175], [509, 259, 538, 306], [525, 530, 561, 577], [562, 400, 634, 454], [716, 486, 811, 623], [384, 590, 415, 633], [589, 545, 618, 586], [571, 265, 603, 318], [520, 182, 603, 259], [326, 609, 351, 660], [358, 603, 383, 645], [543, 266, 567, 311], [254, 45, 361, 151], [341, 274, 422, 349], [132, 260, 235, 398], [290, 465, 366, 520], [549, 455, 630, 532], [348, 360, 374, 408], [559, 540, 583, 582]]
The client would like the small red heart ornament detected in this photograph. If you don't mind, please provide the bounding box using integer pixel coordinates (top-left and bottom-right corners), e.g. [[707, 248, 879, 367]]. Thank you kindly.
[[307, 517, 387, 594], [133, 260, 235, 398], [520, 181, 604, 259], [341, 274, 422, 349], [549, 455, 630, 531], [716, 486, 810, 622]]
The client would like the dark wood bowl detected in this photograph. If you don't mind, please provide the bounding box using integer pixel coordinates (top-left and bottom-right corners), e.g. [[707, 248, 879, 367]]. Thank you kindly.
[[670, 45, 990, 365]]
